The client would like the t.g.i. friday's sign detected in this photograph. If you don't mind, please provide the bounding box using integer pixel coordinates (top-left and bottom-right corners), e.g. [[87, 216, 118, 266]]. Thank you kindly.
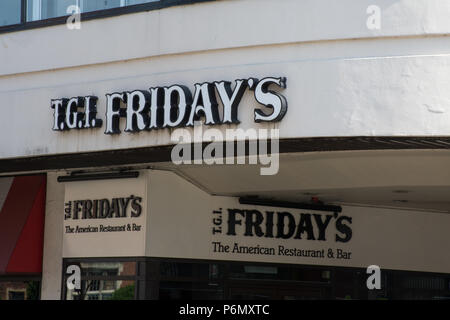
[[62, 173, 147, 258], [211, 207, 353, 261], [50, 77, 287, 133], [145, 171, 450, 274]]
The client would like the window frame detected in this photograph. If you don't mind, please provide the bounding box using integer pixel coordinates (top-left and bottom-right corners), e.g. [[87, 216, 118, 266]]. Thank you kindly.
[[0, 0, 215, 34]]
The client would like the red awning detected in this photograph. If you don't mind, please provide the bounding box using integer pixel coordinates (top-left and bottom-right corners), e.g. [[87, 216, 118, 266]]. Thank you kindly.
[[0, 175, 46, 274]]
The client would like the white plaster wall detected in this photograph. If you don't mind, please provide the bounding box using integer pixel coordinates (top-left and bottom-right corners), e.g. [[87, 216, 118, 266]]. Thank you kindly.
[[1, 0, 449, 76], [0, 0, 449, 159]]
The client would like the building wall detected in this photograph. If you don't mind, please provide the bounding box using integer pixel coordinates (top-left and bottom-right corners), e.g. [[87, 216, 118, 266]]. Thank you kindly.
[[42, 168, 450, 299], [2, 0, 450, 75], [1, 0, 449, 299], [0, 0, 450, 160]]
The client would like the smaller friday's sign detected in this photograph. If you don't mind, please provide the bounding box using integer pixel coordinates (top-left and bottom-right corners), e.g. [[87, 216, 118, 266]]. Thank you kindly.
[[62, 172, 147, 258], [209, 207, 354, 264]]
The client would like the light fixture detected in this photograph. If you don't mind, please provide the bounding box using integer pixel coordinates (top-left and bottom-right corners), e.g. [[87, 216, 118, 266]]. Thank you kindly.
[[57, 170, 139, 183], [239, 197, 342, 213]]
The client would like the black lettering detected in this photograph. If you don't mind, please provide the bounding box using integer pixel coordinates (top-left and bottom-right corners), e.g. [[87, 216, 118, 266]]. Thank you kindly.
[[84, 96, 102, 129], [313, 214, 332, 241], [92, 199, 99, 219], [336, 216, 353, 243], [162, 85, 193, 128], [81, 200, 93, 219], [110, 198, 121, 218], [131, 196, 142, 217], [226, 209, 245, 236], [65, 97, 85, 129], [294, 213, 315, 240], [51, 98, 68, 131], [265, 211, 274, 238], [73, 201, 82, 220], [187, 82, 220, 126], [276, 212, 295, 239], [105, 92, 126, 134], [244, 210, 264, 237], [254, 77, 288, 122], [119, 197, 131, 217], [214, 79, 247, 124], [99, 199, 110, 219], [125, 90, 151, 132]]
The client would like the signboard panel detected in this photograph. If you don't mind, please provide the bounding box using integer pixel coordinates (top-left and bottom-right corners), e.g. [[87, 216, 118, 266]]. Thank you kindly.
[[146, 170, 450, 274], [62, 172, 147, 258]]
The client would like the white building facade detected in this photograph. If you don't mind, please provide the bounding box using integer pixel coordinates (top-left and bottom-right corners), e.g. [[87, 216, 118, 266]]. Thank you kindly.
[[0, 0, 449, 300]]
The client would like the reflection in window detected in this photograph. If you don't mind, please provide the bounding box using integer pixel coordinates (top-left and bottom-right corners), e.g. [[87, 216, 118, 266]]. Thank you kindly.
[[80, 261, 136, 277], [160, 262, 221, 281], [67, 279, 135, 300], [65, 261, 136, 300], [26, 0, 159, 22], [229, 264, 330, 283], [390, 274, 449, 300], [0, 0, 21, 27]]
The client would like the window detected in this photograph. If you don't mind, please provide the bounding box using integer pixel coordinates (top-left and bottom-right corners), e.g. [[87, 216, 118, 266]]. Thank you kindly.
[[1, 0, 209, 31], [8, 290, 26, 300], [0, 0, 167, 27], [26, 0, 159, 22], [63, 259, 450, 300], [64, 260, 138, 300], [0, 280, 41, 300], [0, 0, 22, 27]]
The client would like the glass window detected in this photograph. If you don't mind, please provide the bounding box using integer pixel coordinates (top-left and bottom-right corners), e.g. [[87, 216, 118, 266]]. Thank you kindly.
[[64, 260, 137, 300], [333, 269, 356, 300], [67, 279, 136, 300], [389, 273, 450, 300], [228, 264, 330, 283], [82, 0, 121, 13], [0, 0, 21, 27], [63, 259, 450, 300], [160, 262, 221, 281], [80, 261, 136, 277], [0, 280, 41, 300], [26, 0, 159, 22], [27, 0, 78, 21]]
